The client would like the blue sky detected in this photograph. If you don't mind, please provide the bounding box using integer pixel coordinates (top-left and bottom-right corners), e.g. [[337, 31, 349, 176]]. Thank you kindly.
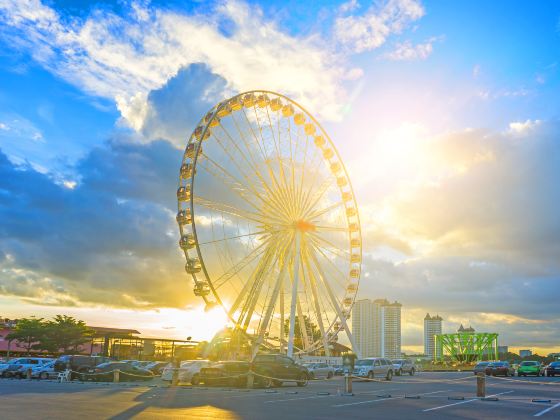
[[0, 0, 559, 352]]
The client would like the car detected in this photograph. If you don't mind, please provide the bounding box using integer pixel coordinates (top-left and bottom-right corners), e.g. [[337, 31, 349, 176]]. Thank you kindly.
[[392, 359, 416, 376], [251, 354, 310, 387], [517, 361, 542, 376], [333, 365, 345, 376], [541, 361, 560, 377], [131, 361, 152, 369], [485, 361, 515, 377], [144, 361, 168, 375], [81, 362, 154, 382], [161, 360, 210, 384], [303, 363, 334, 379], [200, 355, 309, 388], [200, 361, 252, 387], [31, 361, 57, 379], [353, 358, 394, 381], [473, 361, 491, 375], [53, 355, 112, 380], [0, 358, 54, 378]]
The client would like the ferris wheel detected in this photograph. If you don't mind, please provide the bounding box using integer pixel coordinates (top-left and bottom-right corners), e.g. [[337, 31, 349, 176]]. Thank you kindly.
[[176, 91, 362, 358]]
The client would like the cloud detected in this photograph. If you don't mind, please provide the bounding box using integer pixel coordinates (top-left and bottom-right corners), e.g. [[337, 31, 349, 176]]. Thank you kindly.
[[0, 0, 347, 126], [0, 139, 193, 309], [351, 120, 560, 348], [383, 38, 435, 61], [128, 63, 229, 145], [334, 0, 425, 53]]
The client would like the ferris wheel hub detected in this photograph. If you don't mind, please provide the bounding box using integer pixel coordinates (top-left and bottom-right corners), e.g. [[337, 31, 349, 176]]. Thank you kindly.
[[294, 220, 316, 232]]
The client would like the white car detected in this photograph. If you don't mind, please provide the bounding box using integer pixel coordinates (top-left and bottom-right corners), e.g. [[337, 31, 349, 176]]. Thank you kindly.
[[161, 360, 210, 384], [0, 357, 55, 377], [303, 363, 335, 379], [31, 361, 57, 379]]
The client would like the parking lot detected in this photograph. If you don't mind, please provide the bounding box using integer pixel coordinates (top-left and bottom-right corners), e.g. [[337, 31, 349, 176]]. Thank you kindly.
[[1, 372, 560, 419]]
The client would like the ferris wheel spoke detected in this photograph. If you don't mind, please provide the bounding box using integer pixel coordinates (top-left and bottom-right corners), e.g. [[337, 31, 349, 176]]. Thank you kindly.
[[300, 177, 334, 220], [213, 237, 271, 290], [301, 242, 331, 355], [198, 230, 270, 246], [308, 232, 350, 256], [194, 196, 281, 226], [251, 241, 292, 358], [308, 245, 362, 358], [307, 239, 349, 291], [238, 234, 287, 331], [227, 113, 289, 216], [307, 200, 344, 221], [210, 129, 276, 206], [198, 153, 263, 211], [314, 225, 349, 232]]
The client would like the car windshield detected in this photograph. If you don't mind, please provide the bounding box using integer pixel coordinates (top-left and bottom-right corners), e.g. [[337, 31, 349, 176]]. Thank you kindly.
[[520, 361, 538, 366], [476, 362, 489, 367], [393, 360, 404, 364], [355, 360, 373, 366], [550, 362, 560, 367]]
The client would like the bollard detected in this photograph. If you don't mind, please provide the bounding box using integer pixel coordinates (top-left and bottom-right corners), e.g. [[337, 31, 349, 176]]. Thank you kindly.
[[344, 373, 353, 394], [27, 368, 32, 380], [476, 372, 485, 397], [113, 369, 120, 383], [171, 359, 180, 387], [246, 372, 254, 389]]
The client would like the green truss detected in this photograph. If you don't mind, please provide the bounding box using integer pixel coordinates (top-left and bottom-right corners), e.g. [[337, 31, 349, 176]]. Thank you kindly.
[[434, 332, 498, 363]]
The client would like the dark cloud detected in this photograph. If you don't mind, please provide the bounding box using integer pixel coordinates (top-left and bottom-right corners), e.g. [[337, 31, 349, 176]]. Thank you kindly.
[[0, 139, 192, 309], [138, 63, 229, 145]]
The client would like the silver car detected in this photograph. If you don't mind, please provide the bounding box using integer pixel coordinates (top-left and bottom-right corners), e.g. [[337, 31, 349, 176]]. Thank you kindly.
[[353, 358, 394, 381], [303, 363, 335, 379]]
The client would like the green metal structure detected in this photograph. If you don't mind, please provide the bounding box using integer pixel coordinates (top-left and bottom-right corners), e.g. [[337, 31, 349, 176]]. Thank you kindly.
[[434, 330, 498, 363]]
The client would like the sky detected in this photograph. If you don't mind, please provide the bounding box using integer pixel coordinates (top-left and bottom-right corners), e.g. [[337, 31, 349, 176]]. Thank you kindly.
[[0, 0, 559, 355]]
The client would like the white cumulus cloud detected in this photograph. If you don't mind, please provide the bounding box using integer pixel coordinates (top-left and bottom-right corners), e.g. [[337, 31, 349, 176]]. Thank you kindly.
[[0, 0, 348, 128], [334, 0, 425, 53], [384, 38, 436, 61]]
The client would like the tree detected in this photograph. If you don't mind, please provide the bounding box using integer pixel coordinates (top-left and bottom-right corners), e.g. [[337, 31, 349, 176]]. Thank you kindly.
[[6, 317, 45, 354], [41, 315, 94, 354], [283, 315, 322, 350]]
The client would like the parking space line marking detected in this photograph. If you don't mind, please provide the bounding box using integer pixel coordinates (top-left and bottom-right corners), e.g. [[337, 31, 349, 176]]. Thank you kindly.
[[264, 395, 331, 403], [422, 391, 514, 412], [332, 390, 448, 407], [534, 401, 560, 417]]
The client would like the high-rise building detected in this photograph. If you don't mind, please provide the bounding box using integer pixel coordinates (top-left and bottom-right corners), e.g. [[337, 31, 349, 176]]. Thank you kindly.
[[520, 349, 532, 358], [498, 345, 509, 354], [352, 299, 376, 357], [351, 298, 402, 359], [380, 300, 402, 359], [424, 313, 443, 359]]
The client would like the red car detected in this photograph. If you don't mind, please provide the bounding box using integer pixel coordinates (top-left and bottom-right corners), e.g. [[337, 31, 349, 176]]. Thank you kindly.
[[485, 361, 515, 376]]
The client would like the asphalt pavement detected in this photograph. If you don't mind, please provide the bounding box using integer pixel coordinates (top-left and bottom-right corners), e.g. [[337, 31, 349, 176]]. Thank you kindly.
[[1, 372, 560, 419]]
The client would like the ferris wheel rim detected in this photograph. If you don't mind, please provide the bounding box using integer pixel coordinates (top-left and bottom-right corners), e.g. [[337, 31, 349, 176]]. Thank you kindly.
[[177, 90, 362, 353]]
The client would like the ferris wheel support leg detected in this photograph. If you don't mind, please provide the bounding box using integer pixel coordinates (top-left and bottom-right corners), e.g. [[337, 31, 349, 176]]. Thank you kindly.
[[308, 248, 362, 360], [303, 255, 331, 357], [251, 246, 290, 360], [287, 233, 302, 358]]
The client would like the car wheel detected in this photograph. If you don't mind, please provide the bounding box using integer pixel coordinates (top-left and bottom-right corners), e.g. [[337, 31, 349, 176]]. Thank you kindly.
[[191, 374, 200, 385], [367, 371, 374, 380], [309, 372, 315, 380], [260, 376, 273, 389], [296, 373, 308, 387], [410, 368, 415, 376], [40, 372, 49, 380], [327, 372, 333, 379], [386, 370, 393, 381], [272, 380, 283, 387]]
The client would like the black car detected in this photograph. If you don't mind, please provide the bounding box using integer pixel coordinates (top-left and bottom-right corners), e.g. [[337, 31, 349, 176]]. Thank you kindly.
[[251, 354, 309, 387], [200, 355, 309, 388], [542, 361, 560, 377], [81, 362, 154, 382], [54, 355, 112, 380], [200, 361, 251, 387]]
